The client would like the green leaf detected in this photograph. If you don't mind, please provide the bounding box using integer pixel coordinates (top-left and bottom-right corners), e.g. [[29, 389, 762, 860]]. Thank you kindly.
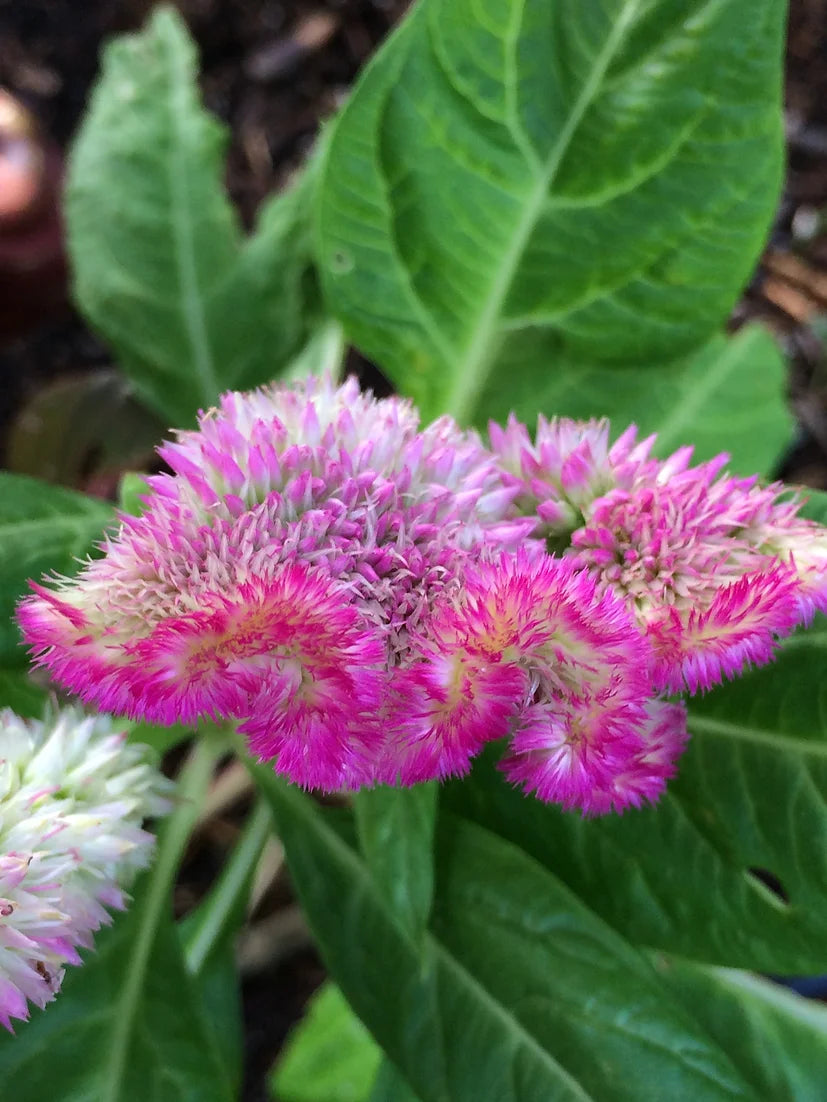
[[6, 372, 165, 489], [0, 668, 47, 716], [282, 319, 347, 382], [798, 488, 827, 525], [126, 720, 193, 756], [446, 616, 827, 977], [257, 772, 765, 1102], [653, 956, 827, 1102], [354, 783, 437, 941], [369, 1060, 422, 1102], [476, 325, 794, 476], [67, 6, 320, 427], [0, 740, 228, 1102], [0, 473, 113, 666], [117, 472, 151, 518], [318, 0, 785, 424], [272, 985, 423, 1102], [0, 895, 231, 1102], [272, 982, 382, 1102], [179, 800, 273, 1091]]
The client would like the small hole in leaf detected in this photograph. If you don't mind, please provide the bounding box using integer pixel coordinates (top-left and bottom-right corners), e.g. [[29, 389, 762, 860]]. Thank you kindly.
[[747, 867, 790, 905], [330, 249, 354, 275]]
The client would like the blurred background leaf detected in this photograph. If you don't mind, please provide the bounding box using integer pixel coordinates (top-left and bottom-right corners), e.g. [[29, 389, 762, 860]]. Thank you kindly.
[[272, 982, 382, 1102], [67, 6, 323, 427], [0, 472, 112, 666]]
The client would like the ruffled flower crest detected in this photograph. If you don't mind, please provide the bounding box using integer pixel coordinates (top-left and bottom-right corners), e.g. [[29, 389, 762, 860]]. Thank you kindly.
[[17, 377, 827, 815], [19, 377, 529, 790], [566, 455, 827, 691]]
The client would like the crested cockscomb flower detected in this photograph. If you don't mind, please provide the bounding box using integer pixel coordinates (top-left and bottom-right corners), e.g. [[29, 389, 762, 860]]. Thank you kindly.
[[566, 453, 827, 692], [18, 376, 531, 789], [499, 697, 689, 815], [19, 375, 827, 817], [381, 550, 681, 811], [0, 708, 172, 1030]]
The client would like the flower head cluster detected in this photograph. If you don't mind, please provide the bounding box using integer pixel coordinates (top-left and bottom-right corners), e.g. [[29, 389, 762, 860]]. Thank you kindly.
[[0, 708, 172, 1029], [490, 424, 827, 693], [20, 377, 530, 791], [18, 376, 827, 816], [393, 550, 688, 814]]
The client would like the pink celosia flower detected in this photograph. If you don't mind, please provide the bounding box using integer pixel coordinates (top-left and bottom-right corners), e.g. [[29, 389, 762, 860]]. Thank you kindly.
[[19, 377, 530, 789], [0, 708, 172, 1030], [382, 652, 527, 784], [22, 378, 826, 815], [567, 454, 827, 691], [382, 551, 680, 811], [129, 570, 386, 790]]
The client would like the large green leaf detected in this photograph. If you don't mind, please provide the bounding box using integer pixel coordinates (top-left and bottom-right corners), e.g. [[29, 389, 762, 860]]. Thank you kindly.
[[476, 325, 793, 476], [295, 968, 827, 1102], [369, 1060, 422, 1102], [291, 965, 827, 1102], [67, 6, 320, 427], [654, 957, 827, 1102], [257, 772, 770, 1102], [0, 473, 113, 666], [353, 783, 437, 941], [446, 613, 827, 975], [318, 0, 785, 424]]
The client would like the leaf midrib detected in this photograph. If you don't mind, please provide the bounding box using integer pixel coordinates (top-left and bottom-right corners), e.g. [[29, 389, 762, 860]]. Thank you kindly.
[[444, 0, 644, 423], [433, 944, 595, 1102], [654, 336, 753, 453], [690, 713, 827, 759]]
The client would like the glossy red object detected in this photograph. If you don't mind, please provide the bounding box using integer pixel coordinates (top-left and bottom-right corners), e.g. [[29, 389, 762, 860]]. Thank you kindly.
[[0, 90, 67, 342]]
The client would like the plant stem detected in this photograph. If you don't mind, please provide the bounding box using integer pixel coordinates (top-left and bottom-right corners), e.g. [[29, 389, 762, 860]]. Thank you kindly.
[[183, 797, 273, 976], [103, 737, 221, 1102]]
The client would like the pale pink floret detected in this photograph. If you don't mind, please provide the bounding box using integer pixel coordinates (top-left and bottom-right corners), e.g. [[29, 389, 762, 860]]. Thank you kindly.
[[488, 414, 661, 537], [0, 709, 171, 1030]]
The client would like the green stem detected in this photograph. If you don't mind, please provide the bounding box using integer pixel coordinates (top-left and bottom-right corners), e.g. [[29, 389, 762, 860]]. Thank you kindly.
[[103, 737, 220, 1102], [183, 798, 273, 976]]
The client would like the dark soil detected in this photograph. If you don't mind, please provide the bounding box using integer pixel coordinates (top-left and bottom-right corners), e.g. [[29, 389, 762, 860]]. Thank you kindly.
[[2, 2, 827, 1099]]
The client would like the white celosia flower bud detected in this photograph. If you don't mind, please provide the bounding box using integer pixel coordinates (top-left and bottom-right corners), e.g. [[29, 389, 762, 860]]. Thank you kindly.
[[0, 707, 173, 1030]]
